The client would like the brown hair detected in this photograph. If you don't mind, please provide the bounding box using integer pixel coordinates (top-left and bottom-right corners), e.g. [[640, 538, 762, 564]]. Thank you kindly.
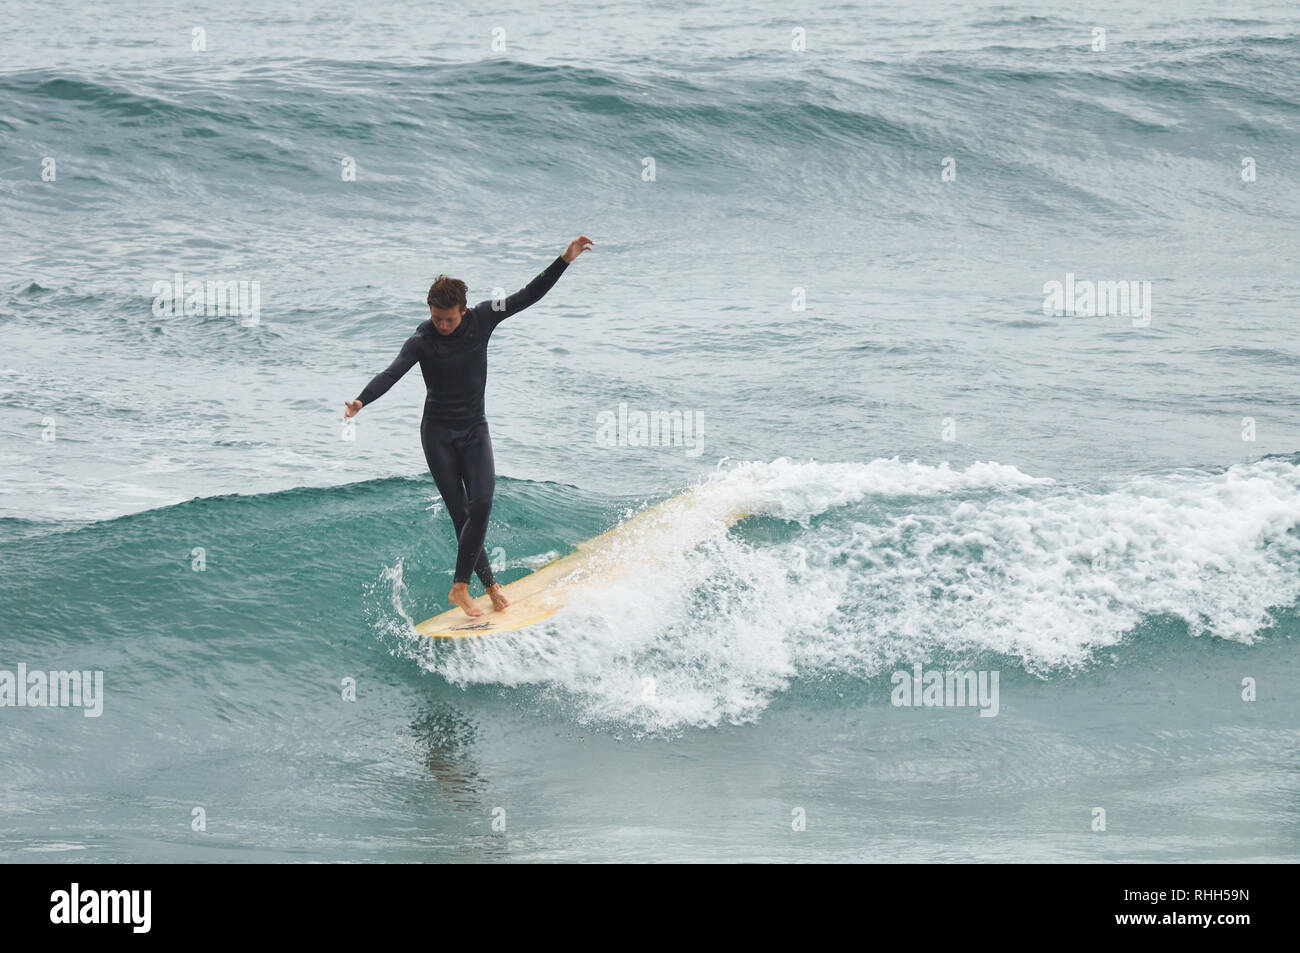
[[427, 274, 467, 310]]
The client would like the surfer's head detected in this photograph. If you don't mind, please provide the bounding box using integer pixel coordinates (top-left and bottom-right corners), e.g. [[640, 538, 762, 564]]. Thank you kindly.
[[427, 275, 468, 335]]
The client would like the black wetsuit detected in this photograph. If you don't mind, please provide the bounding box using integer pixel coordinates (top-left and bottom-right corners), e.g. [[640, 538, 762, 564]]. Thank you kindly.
[[355, 254, 570, 586]]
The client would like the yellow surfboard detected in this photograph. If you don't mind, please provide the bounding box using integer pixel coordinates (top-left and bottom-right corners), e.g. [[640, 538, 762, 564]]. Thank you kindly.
[[415, 484, 749, 638]]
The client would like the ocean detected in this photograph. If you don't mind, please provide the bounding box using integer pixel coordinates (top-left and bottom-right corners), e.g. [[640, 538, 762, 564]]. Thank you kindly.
[[1, 0, 1298, 862]]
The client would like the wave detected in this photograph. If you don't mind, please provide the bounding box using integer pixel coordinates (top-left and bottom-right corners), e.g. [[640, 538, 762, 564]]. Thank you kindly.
[[4, 455, 1298, 736], [376, 456, 1300, 732], [3, 37, 1297, 219], [5, 453, 1298, 733]]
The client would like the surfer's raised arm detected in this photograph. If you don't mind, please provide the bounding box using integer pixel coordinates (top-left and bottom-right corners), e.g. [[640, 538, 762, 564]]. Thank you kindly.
[[485, 235, 593, 328], [344, 334, 420, 418]]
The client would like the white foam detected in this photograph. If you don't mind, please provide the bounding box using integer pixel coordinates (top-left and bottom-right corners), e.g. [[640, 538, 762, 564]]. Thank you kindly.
[[383, 457, 1300, 732]]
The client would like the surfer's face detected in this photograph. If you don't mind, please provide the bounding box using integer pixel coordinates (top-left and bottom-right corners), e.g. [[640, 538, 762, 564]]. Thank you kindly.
[[430, 304, 466, 335]]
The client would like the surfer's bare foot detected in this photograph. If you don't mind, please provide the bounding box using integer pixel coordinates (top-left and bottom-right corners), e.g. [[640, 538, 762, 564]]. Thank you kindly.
[[448, 582, 483, 617], [487, 584, 510, 612]]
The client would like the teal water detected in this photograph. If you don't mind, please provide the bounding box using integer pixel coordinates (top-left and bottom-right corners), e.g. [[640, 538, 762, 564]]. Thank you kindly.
[[2, 0, 1299, 861]]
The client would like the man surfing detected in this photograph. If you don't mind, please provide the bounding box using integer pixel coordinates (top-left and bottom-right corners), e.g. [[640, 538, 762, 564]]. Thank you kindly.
[[345, 235, 592, 617]]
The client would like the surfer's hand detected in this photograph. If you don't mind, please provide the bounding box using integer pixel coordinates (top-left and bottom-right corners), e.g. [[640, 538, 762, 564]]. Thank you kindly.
[[343, 399, 363, 418], [562, 235, 593, 262]]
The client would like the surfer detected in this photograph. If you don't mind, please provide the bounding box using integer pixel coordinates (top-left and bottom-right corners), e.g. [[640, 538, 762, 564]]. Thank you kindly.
[[345, 236, 593, 617]]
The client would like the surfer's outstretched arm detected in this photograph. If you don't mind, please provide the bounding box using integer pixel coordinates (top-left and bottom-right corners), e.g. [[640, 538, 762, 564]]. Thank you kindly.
[[345, 335, 420, 417], [486, 235, 592, 328]]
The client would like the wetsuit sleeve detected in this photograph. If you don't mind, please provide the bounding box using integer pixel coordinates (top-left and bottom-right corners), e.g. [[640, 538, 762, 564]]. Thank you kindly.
[[355, 335, 420, 406], [482, 255, 570, 329]]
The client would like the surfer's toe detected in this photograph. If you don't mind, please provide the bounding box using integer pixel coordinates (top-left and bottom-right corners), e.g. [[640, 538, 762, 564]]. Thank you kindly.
[[448, 586, 483, 617], [486, 584, 510, 611]]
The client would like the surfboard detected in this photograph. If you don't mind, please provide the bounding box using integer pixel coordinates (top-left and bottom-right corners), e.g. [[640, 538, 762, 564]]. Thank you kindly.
[[414, 484, 749, 638]]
